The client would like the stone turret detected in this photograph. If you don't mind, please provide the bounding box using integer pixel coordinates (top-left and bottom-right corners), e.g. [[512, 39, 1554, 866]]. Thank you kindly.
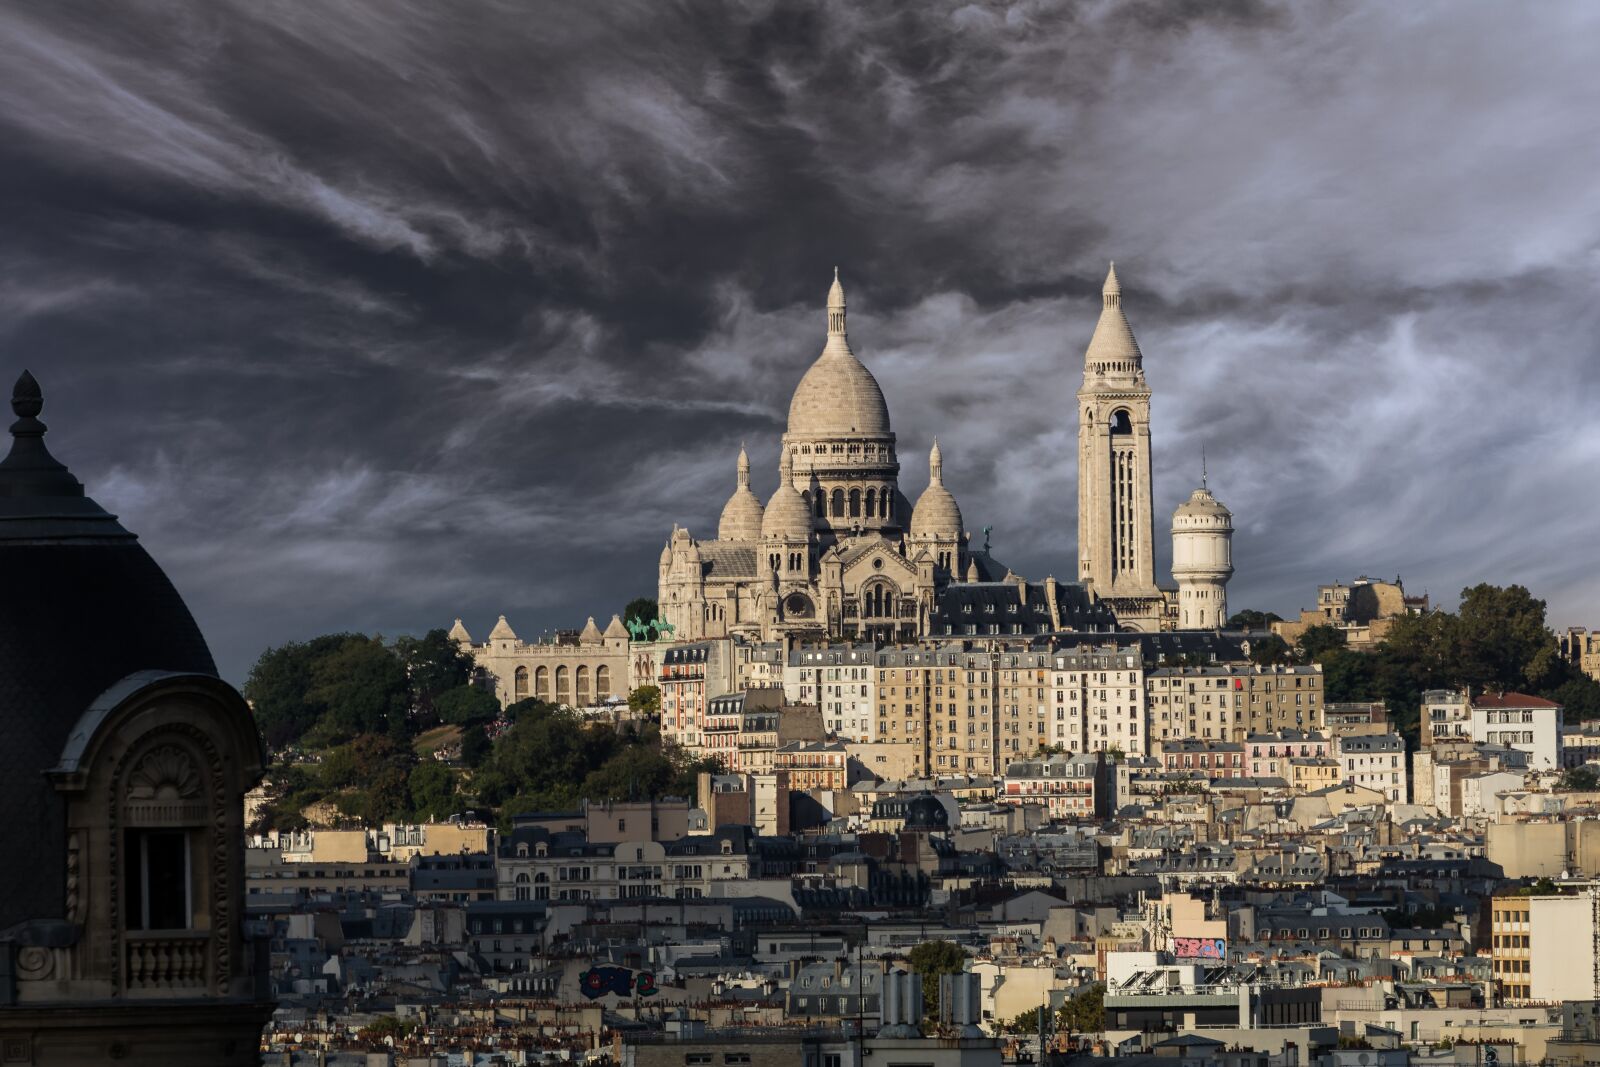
[[1171, 476, 1234, 629]]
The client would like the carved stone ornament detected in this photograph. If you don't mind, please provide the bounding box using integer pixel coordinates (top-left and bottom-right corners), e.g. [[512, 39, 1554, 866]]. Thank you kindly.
[[125, 744, 201, 801], [16, 945, 52, 981]]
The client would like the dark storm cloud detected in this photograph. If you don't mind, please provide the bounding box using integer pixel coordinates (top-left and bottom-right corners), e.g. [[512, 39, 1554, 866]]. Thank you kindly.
[[2, 0, 1597, 680]]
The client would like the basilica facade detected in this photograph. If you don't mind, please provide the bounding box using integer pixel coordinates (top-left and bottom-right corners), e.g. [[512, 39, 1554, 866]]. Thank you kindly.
[[658, 265, 1231, 642]]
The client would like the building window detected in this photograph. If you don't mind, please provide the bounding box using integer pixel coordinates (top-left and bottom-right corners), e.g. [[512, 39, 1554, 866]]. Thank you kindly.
[[127, 829, 192, 930]]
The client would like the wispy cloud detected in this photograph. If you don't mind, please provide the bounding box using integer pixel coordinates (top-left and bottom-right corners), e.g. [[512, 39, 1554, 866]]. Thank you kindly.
[[3, 0, 1598, 679]]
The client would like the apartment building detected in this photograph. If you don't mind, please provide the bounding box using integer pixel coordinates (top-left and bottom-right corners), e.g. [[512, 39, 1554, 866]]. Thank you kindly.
[[1422, 689, 1470, 747], [1052, 644, 1148, 756], [785, 642, 877, 740], [1147, 664, 1324, 746], [1471, 692, 1563, 770], [1245, 731, 1332, 779], [660, 640, 736, 749], [1337, 732, 1408, 802]]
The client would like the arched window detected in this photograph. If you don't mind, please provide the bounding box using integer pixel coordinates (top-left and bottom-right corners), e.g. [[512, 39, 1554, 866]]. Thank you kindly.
[[555, 665, 570, 705], [865, 488, 877, 519], [596, 665, 612, 699], [576, 665, 591, 705], [535, 665, 550, 700], [849, 489, 861, 517], [814, 492, 825, 517], [831, 489, 845, 517], [1110, 408, 1133, 435], [880, 488, 891, 519], [514, 666, 529, 701]]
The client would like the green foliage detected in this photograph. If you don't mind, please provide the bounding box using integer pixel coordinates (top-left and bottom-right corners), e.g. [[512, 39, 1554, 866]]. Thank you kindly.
[[907, 940, 968, 1017], [1248, 635, 1293, 666], [1560, 766, 1600, 792], [505, 697, 557, 720], [243, 633, 361, 749], [997, 1006, 1056, 1035], [580, 745, 676, 802], [1296, 624, 1347, 663], [624, 597, 659, 627], [408, 761, 460, 820], [395, 628, 475, 717], [1227, 609, 1282, 631], [359, 1015, 418, 1044], [320, 734, 415, 824], [1059, 982, 1105, 1034], [628, 684, 662, 716], [309, 636, 412, 742], [458, 722, 494, 768], [434, 684, 500, 725]]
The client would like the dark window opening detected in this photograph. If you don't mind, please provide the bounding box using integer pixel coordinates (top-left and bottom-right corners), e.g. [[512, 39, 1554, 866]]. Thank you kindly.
[[126, 829, 192, 931]]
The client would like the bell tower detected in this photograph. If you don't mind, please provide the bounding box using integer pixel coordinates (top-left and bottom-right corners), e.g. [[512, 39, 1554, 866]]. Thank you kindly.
[[1077, 264, 1162, 628]]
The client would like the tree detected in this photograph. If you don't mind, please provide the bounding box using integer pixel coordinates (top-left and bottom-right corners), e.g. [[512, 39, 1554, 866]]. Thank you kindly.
[[320, 733, 416, 824], [243, 633, 359, 749], [434, 684, 500, 725], [628, 684, 662, 716], [409, 761, 460, 820], [1059, 982, 1105, 1034], [1227, 609, 1282, 631], [624, 597, 659, 627], [395, 628, 475, 717], [1296, 624, 1347, 664], [504, 696, 557, 721], [906, 940, 967, 1017], [459, 721, 494, 768], [1454, 583, 1559, 692], [1247, 635, 1292, 666], [580, 745, 676, 802], [307, 635, 412, 742], [1560, 766, 1600, 792]]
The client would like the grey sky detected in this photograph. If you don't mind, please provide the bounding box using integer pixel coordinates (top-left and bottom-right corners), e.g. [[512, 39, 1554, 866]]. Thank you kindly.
[[3, 1, 1597, 681]]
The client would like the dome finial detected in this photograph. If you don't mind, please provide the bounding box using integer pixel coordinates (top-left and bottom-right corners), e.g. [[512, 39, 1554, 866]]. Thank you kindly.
[[827, 268, 846, 336], [929, 439, 943, 486], [737, 444, 751, 488], [13, 370, 43, 421], [1102, 262, 1121, 309]]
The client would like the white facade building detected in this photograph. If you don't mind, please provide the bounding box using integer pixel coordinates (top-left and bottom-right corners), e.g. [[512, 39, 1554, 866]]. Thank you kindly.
[[1470, 692, 1563, 770], [785, 643, 877, 740], [1337, 732, 1408, 803]]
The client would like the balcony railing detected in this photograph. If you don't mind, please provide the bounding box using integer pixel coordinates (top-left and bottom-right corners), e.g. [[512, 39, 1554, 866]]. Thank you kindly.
[[126, 930, 209, 991]]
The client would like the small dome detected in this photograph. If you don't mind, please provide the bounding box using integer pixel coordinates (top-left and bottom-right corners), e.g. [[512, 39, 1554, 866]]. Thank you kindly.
[[762, 450, 812, 540], [659, 541, 672, 567], [717, 446, 765, 541], [911, 440, 963, 539], [786, 270, 892, 437], [1174, 485, 1232, 526]]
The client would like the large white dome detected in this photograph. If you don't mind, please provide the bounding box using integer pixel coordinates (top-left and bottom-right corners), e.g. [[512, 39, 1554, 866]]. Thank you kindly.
[[786, 270, 891, 437]]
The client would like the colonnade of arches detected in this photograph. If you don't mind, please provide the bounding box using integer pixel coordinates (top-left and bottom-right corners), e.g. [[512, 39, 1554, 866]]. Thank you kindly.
[[510, 663, 613, 705], [802, 485, 893, 522]]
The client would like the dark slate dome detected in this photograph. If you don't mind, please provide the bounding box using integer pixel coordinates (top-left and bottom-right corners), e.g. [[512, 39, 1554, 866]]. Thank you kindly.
[[0, 371, 216, 930], [904, 793, 949, 830]]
